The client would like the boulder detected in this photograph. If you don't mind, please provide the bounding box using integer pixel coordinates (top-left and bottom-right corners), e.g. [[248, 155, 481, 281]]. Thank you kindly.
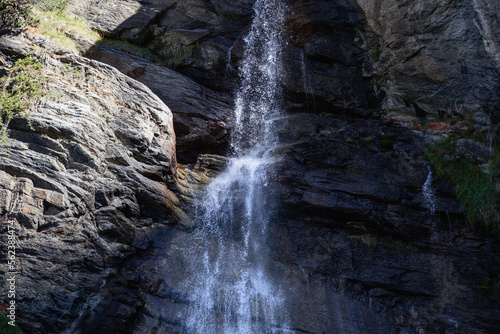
[[84, 45, 231, 163]]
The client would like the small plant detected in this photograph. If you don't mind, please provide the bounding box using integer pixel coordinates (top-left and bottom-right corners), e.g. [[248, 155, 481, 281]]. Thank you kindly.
[[0, 56, 47, 143], [379, 138, 393, 149], [478, 278, 494, 297], [98, 38, 157, 62], [149, 33, 196, 68], [35, 0, 69, 12], [349, 234, 378, 249], [382, 241, 410, 253], [370, 44, 381, 62], [31, 5, 100, 53]]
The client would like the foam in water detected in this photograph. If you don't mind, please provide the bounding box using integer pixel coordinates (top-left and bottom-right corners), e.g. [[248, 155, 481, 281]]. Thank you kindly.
[[183, 1, 288, 333]]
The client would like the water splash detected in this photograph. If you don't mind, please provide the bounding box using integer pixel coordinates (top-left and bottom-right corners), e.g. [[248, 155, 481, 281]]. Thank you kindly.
[[423, 163, 436, 215], [183, 1, 288, 333]]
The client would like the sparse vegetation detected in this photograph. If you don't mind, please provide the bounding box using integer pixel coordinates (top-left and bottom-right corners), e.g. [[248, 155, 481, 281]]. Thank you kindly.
[[0, 313, 21, 334], [349, 234, 378, 249], [477, 278, 496, 298], [30, 5, 100, 53], [98, 38, 158, 62], [426, 135, 500, 233], [379, 138, 393, 149], [0, 56, 47, 143], [151, 33, 196, 68], [35, 0, 69, 12], [100, 36, 196, 69], [370, 44, 381, 62]]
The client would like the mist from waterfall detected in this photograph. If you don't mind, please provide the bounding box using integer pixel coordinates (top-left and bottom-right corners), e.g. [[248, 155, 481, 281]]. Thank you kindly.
[[183, 1, 288, 333]]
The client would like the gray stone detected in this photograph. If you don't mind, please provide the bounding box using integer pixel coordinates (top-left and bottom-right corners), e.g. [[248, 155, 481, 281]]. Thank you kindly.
[[0, 31, 180, 333]]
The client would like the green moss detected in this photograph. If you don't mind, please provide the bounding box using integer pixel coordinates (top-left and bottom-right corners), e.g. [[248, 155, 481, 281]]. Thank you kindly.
[[0, 313, 21, 334], [426, 136, 500, 231]]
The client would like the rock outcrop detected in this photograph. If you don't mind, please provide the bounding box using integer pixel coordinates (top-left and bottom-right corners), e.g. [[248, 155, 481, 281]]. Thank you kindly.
[[354, 0, 500, 118], [84, 45, 231, 163], [0, 32, 184, 333], [72, 0, 500, 120]]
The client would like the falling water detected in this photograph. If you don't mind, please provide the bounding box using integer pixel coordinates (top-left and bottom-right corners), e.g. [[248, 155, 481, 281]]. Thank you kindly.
[[300, 49, 315, 112], [183, 1, 288, 333], [423, 163, 436, 215]]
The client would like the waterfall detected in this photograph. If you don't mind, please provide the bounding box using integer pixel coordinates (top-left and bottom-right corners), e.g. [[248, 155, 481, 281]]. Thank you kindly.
[[423, 163, 436, 215], [300, 49, 315, 112], [183, 1, 288, 333]]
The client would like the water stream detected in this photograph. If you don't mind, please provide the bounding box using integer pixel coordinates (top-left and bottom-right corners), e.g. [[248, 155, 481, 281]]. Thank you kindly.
[[183, 1, 288, 333], [423, 162, 436, 215]]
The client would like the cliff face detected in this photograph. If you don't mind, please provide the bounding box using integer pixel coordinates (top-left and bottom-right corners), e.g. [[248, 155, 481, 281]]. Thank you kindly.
[[355, 0, 500, 117], [1, 0, 500, 333], [0, 33, 185, 333]]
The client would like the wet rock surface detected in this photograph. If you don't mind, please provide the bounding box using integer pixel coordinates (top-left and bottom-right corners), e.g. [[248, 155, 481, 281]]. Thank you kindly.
[[73, 114, 500, 334]]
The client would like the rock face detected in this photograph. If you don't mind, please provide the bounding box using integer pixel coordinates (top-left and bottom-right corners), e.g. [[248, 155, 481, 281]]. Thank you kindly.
[[272, 114, 500, 333], [70, 0, 254, 90], [84, 45, 231, 163], [72, 114, 500, 334], [1, 0, 500, 333], [354, 0, 500, 118], [72, 0, 500, 120], [0, 33, 183, 333]]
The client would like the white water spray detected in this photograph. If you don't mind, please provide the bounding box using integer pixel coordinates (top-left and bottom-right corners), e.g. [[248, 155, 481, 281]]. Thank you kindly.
[[183, 1, 288, 333], [423, 163, 436, 215]]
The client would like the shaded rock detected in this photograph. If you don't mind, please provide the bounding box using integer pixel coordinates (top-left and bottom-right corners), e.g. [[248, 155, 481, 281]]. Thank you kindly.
[[72, 0, 254, 91], [354, 0, 500, 118], [455, 138, 492, 164], [282, 0, 382, 116]]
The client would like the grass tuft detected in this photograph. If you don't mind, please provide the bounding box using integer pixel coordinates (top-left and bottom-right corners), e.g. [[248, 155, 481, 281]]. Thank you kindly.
[[30, 7, 101, 53]]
